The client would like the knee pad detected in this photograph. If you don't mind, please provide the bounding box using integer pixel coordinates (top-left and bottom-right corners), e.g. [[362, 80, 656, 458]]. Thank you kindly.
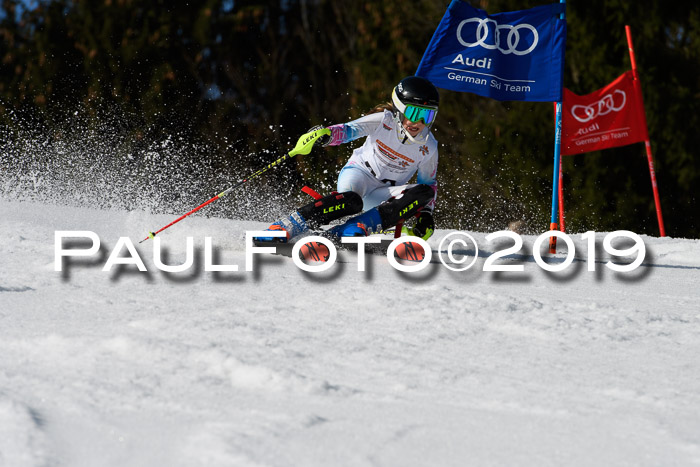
[[298, 191, 363, 227]]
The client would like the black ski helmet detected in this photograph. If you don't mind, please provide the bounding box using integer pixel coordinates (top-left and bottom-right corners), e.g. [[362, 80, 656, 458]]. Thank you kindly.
[[393, 76, 440, 109], [391, 76, 439, 143]]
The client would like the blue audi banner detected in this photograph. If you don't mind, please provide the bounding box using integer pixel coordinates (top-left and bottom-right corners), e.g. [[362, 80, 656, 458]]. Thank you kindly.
[[416, 0, 566, 102]]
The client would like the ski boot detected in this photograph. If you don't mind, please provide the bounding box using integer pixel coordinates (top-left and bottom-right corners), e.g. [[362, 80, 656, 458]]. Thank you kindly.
[[254, 212, 308, 243], [329, 208, 382, 238]]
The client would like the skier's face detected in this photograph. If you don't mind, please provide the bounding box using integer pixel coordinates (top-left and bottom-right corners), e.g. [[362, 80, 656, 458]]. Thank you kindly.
[[402, 118, 426, 137]]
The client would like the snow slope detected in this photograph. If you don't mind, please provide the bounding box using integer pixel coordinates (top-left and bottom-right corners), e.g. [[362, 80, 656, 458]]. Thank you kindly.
[[1, 199, 700, 467]]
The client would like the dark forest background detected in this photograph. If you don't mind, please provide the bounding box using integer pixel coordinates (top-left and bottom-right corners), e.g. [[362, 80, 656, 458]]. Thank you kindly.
[[1, 0, 698, 237]]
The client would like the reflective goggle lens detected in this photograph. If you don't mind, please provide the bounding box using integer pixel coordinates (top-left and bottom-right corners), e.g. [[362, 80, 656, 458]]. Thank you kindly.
[[403, 105, 437, 124]]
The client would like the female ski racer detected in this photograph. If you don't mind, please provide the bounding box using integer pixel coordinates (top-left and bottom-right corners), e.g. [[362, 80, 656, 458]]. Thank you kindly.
[[257, 75, 440, 242]]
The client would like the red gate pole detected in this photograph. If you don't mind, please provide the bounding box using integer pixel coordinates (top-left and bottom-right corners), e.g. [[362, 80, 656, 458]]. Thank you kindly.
[[625, 25, 667, 237]]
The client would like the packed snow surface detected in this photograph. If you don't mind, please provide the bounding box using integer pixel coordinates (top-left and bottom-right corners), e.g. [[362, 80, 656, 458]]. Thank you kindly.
[[1, 199, 699, 466]]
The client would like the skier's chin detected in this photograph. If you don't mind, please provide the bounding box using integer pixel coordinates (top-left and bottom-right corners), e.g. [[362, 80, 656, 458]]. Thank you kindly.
[[406, 127, 422, 137]]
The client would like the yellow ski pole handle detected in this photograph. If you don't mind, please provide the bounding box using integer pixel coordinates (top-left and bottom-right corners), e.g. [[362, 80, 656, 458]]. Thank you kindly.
[[289, 127, 331, 157]]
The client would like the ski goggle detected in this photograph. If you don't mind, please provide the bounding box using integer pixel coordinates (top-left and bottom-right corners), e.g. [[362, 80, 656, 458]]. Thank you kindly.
[[402, 105, 438, 124]]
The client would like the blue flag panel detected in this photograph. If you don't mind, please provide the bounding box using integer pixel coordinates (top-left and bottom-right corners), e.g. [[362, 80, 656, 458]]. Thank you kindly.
[[416, 0, 566, 102]]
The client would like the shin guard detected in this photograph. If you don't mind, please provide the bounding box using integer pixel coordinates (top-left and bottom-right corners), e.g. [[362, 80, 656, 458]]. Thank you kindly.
[[377, 184, 434, 228], [298, 191, 363, 228]]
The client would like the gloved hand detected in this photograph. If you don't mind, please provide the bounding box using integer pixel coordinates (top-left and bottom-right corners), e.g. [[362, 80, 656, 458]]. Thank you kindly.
[[289, 126, 332, 157], [408, 211, 434, 240], [308, 125, 331, 146]]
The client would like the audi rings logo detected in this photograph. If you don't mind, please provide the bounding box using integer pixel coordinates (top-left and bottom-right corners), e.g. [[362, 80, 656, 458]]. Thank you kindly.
[[571, 90, 627, 123], [456, 18, 539, 55]]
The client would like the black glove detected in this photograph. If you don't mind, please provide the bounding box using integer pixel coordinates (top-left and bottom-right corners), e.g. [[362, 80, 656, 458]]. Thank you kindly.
[[308, 125, 331, 146], [409, 211, 434, 240]]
